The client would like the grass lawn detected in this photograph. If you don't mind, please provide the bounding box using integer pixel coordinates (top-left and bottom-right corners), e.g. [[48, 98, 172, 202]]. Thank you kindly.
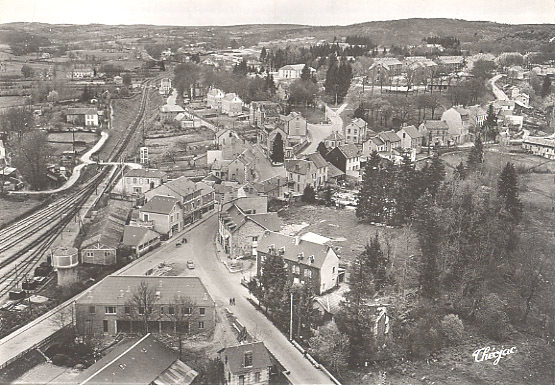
[[279, 204, 421, 289], [0, 196, 45, 227]]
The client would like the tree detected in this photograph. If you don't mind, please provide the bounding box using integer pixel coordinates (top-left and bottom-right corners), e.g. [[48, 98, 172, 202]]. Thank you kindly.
[[174, 63, 201, 101], [122, 73, 132, 86], [309, 322, 349, 375], [260, 47, 267, 62], [289, 285, 318, 340], [484, 103, 498, 141], [1, 107, 34, 141], [364, 234, 388, 291], [12, 131, 52, 190], [316, 141, 328, 157], [300, 64, 312, 81], [540, 76, 551, 98], [413, 192, 441, 299], [167, 295, 197, 359], [467, 135, 484, 170], [270, 133, 284, 163], [394, 155, 419, 224], [21, 64, 34, 78], [126, 281, 158, 334], [46, 90, 59, 103], [289, 78, 319, 106], [301, 185, 316, 203], [471, 60, 496, 80], [498, 162, 523, 224], [257, 251, 288, 315], [454, 161, 467, 180], [421, 154, 445, 199]]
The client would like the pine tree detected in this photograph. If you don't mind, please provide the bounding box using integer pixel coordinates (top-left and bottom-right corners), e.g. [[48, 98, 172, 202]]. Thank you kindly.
[[260, 47, 267, 63], [413, 192, 441, 298], [270, 133, 284, 163], [422, 153, 445, 199], [301, 185, 316, 203], [300, 64, 312, 81], [484, 104, 497, 141], [541, 76, 551, 98], [356, 151, 384, 222], [364, 234, 388, 291], [394, 155, 418, 224], [258, 251, 288, 314], [467, 135, 484, 169], [498, 162, 523, 224], [454, 161, 467, 180]]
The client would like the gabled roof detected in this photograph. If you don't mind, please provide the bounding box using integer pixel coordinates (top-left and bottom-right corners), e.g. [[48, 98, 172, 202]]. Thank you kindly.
[[67, 107, 97, 115], [422, 120, 449, 130], [76, 276, 214, 306], [257, 231, 336, 269], [122, 225, 159, 247], [285, 159, 312, 175], [223, 93, 242, 102], [378, 130, 401, 143], [324, 131, 344, 141], [82, 201, 130, 249], [141, 196, 180, 215], [368, 136, 384, 146], [160, 104, 185, 113], [452, 106, 470, 117], [305, 152, 328, 169], [249, 213, 282, 232], [219, 342, 272, 375], [398, 125, 423, 139], [282, 112, 304, 122], [326, 162, 344, 179], [222, 205, 281, 233], [162, 176, 197, 198], [207, 88, 224, 97], [279, 64, 306, 71], [78, 334, 197, 385], [348, 118, 367, 129], [337, 144, 359, 159], [125, 168, 166, 179]]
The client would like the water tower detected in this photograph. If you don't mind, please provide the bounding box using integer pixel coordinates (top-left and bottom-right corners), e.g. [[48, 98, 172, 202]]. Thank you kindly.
[[51, 246, 79, 286]]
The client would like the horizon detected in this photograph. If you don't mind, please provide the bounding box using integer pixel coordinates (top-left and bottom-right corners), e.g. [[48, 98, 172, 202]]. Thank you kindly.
[[0, 0, 553, 26]]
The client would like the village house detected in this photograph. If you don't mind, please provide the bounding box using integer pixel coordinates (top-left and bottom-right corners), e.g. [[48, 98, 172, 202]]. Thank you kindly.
[[441, 106, 471, 144], [259, 125, 291, 159], [369, 58, 404, 80], [522, 136, 555, 159], [144, 176, 215, 225], [219, 342, 273, 385], [113, 75, 123, 85], [75, 276, 215, 336], [396, 124, 424, 153], [175, 112, 202, 129], [207, 88, 226, 110], [121, 225, 161, 257], [122, 168, 167, 196], [419, 120, 450, 146], [281, 112, 308, 141], [362, 136, 387, 158], [67, 68, 95, 79], [436, 56, 465, 72], [277, 64, 315, 79], [159, 78, 172, 95], [377, 130, 402, 152], [66, 108, 99, 127], [325, 144, 360, 179], [467, 105, 488, 129], [249, 101, 282, 127], [285, 157, 323, 194], [344, 118, 368, 144], [76, 333, 198, 385], [221, 93, 243, 116], [139, 195, 183, 239], [256, 231, 340, 295], [215, 128, 242, 148], [324, 131, 344, 150], [159, 104, 185, 120], [218, 197, 282, 259]]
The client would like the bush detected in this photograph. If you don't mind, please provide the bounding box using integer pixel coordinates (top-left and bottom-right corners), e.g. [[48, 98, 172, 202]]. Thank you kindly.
[[440, 314, 464, 345], [475, 294, 512, 341], [52, 354, 73, 367]]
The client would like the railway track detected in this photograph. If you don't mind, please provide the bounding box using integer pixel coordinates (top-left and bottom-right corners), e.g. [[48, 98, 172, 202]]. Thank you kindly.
[[0, 74, 164, 300]]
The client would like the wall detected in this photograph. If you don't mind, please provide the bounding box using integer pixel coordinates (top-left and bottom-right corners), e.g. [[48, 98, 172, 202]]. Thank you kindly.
[[319, 249, 340, 294], [82, 247, 117, 265]]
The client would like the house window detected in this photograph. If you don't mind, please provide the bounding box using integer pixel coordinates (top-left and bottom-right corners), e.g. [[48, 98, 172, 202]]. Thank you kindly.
[[200, 307, 206, 315], [255, 372, 261, 382], [198, 321, 205, 329], [89, 306, 95, 314], [86, 251, 93, 257], [133, 178, 137, 184], [244, 351, 253, 367], [252, 236, 258, 242], [103, 320, 108, 333], [139, 307, 144, 315], [105, 306, 116, 314], [124, 306, 130, 314], [143, 214, 149, 221], [183, 307, 192, 315], [160, 307, 165, 314], [104, 251, 111, 257]]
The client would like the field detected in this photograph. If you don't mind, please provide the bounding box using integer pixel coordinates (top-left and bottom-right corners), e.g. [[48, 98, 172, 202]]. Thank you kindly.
[[0, 195, 45, 227], [0, 95, 25, 109], [47, 132, 100, 144]]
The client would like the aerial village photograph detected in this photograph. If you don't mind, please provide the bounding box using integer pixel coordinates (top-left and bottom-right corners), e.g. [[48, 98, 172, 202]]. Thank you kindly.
[[0, 0, 553, 384]]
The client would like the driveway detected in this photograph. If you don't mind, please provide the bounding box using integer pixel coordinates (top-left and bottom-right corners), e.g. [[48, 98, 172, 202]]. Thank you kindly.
[[118, 215, 334, 385], [302, 103, 347, 155]]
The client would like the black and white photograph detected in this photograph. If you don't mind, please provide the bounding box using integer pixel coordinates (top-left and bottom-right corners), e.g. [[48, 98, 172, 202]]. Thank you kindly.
[[0, 1, 553, 384]]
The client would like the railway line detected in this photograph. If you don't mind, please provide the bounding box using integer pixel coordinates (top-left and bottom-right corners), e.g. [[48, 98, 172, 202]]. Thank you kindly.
[[0, 73, 164, 301]]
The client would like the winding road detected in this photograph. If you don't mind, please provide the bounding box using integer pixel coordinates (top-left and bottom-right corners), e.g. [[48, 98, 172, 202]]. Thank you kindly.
[[302, 103, 347, 154]]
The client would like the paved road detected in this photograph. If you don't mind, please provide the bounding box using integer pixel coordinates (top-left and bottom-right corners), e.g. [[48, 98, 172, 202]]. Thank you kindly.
[[489, 74, 508, 101], [117, 215, 334, 385], [302, 103, 347, 155]]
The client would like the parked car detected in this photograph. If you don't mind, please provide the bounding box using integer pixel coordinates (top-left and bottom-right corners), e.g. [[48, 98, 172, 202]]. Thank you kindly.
[[186, 260, 195, 269]]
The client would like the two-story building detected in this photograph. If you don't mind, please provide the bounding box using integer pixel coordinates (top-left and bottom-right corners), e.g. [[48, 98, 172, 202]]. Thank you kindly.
[[219, 342, 273, 385], [218, 198, 282, 259], [256, 231, 340, 295], [122, 168, 167, 196], [441, 106, 471, 144], [222, 93, 243, 116], [323, 131, 344, 150], [207, 88, 225, 110], [277, 64, 315, 79], [396, 124, 424, 153], [66, 108, 99, 127], [281, 112, 308, 141], [285, 159, 317, 194], [159, 78, 172, 95], [139, 196, 183, 239], [75, 276, 215, 336], [344, 118, 368, 144], [363, 136, 387, 158], [249, 101, 282, 127], [159, 104, 185, 120], [325, 144, 360, 179]]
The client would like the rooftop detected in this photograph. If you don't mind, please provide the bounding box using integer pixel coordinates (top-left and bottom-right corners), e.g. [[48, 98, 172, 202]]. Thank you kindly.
[[398, 125, 423, 139], [337, 144, 359, 159], [125, 168, 166, 179], [67, 107, 97, 115], [122, 225, 159, 247], [219, 342, 272, 375], [305, 152, 328, 169], [141, 195, 180, 215], [378, 130, 401, 143]]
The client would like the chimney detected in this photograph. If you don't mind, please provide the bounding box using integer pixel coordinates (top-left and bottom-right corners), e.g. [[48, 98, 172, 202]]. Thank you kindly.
[[295, 236, 300, 245]]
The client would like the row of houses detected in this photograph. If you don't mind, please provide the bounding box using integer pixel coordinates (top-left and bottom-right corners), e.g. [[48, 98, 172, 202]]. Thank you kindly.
[[207, 88, 244, 116]]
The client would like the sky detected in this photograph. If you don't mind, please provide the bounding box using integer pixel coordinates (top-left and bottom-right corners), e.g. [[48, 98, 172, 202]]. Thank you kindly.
[[0, 0, 553, 26]]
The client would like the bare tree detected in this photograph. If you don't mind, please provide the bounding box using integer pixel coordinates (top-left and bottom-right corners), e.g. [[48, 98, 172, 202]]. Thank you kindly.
[[126, 281, 158, 334], [12, 131, 53, 190], [167, 294, 198, 359]]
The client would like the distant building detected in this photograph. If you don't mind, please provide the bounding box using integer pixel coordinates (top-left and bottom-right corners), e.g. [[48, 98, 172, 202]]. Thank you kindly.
[[522, 137, 555, 159], [159, 78, 172, 95], [75, 276, 215, 336], [221, 93, 243, 116], [219, 342, 273, 385], [323, 131, 344, 150], [122, 168, 167, 196], [325, 144, 360, 179], [122, 225, 161, 257], [396, 124, 424, 153], [66, 108, 99, 127], [159, 104, 185, 120], [207, 88, 225, 110], [419, 120, 450, 146], [277, 64, 315, 79], [139, 195, 183, 238], [441, 106, 471, 144], [344, 118, 368, 144]]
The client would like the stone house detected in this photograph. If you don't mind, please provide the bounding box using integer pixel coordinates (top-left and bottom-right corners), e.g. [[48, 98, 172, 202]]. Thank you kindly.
[[122, 168, 167, 196], [139, 196, 183, 239], [219, 342, 272, 385]]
